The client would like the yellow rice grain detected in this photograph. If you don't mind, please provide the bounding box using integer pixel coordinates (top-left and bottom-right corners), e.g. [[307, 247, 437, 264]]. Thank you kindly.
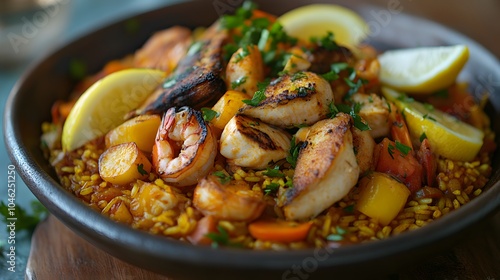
[[244, 176, 261, 182], [453, 199, 461, 209], [473, 189, 482, 196], [321, 215, 331, 237], [393, 224, 410, 234], [79, 187, 93, 196], [433, 210, 442, 219], [219, 221, 235, 232]]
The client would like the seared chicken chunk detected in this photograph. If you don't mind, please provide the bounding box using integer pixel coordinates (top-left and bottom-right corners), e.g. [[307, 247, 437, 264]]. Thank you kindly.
[[283, 113, 360, 220]]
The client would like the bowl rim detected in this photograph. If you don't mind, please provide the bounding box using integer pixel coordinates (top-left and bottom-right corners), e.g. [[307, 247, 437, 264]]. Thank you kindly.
[[4, 0, 500, 274]]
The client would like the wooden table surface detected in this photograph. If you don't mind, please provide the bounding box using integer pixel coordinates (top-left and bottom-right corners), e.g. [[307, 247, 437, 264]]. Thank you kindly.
[[25, 1, 500, 279]]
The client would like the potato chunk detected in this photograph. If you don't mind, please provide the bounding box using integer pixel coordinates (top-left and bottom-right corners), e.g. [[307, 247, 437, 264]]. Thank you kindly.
[[105, 114, 161, 152], [99, 142, 152, 185]]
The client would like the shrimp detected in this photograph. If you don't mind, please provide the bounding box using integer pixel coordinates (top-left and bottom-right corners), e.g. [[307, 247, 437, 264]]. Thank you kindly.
[[283, 113, 360, 220], [193, 174, 266, 222], [220, 114, 292, 169], [226, 45, 264, 95], [351, 93, 390, 139], [152, 107, 217, 187], [239, 71, 334, 128], [133, 26, 192, 73]]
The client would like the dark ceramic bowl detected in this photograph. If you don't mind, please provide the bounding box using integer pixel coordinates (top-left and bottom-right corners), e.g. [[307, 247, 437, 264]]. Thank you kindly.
[[4, 0, 500, 279]]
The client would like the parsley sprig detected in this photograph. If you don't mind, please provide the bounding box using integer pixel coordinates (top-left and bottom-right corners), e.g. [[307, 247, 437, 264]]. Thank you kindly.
[[286, 136, 302, 168], [0, 201, 48, 234], [328, 102, 371, 131], [242, 79, 269, 106], [201, 107, 220, 122], [205, 225, 242, 248]]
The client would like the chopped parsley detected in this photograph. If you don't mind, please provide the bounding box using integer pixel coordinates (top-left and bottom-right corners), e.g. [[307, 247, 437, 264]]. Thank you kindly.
[[321, 71, 339, 82], [137, 164, 148, 176], [69, 59, 86, 80], [420, 132, 427, 142], [330, 62, 350, 73], [231, 76, 247, 90], [433, 89, 449, 98], [310, 31, 338, 51], [233, 46, 251, 63], [242, 80, 269, 106], [422, 114, 437, 121], [201, 107, 219, 122], [397, 93, 414, 103], [0, 201, 48, 234], [291, 71, 307, 82], [212, 171, 232, 184], [329, 102, 370, 131], [388, 143, 396, 159], [343, 204, 355, 213], [343, 78, 367, 101], [220, 1, 297, 76], [326, 226, 347, 241], [205, 226, 230, 248], [263, 182, 280, 195], [263, 166, 285, 178], [296, 85, 315, 97], [423, 103, 435, 111], [286, 136, 301, 168], [395, 141, 412, 155]]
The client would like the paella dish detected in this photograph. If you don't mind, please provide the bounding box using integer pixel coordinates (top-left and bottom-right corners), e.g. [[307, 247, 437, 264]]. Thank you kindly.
[[41, 2, 496, 250]]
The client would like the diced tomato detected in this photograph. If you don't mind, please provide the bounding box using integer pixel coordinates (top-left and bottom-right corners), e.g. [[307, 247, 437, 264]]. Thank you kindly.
[[374, 138, 422, 193], [388, 102, 413, 149], [187, 215, 218, 245], [425, 83, 475, 121]]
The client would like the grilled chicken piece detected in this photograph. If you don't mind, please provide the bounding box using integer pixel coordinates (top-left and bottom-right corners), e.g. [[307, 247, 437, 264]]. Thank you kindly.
[[351, 93, 390, 139], [133, 23, 228, 116], [225, 45, 264, 95], [351, 127, 375, 174], [283, 113, 360, 220], [133, 26, 192, 73], [220, 114, 291, 169], [239, 72, 334, 128]]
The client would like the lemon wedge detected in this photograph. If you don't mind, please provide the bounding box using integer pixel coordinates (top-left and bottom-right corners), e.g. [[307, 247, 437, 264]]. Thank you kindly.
[[378, 45, 469, 94], [382, 87, 483, 162], [62, 68, 166, 152], [277, 4, 369, 47]]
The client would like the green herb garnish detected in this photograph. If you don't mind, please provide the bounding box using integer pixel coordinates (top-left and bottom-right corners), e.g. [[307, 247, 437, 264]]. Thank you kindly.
[[388, 143, 395, 159], [0, 201, 48, 234], [310, 31, 338, 51], [395, 141, 411, 156], [201, 108, 220, 122], [433, 89, 449, 98], [422, 114, 437, 121], [243, 80, 269, 106], [291, 71, 307, 82], [212, 171, 232, 184], [286, 136, 301, 168], [263, 182, 280, 195], [205, 226, 231, 248], [263, 166, 285, 178], [326, 226, 347, 241], [137, 164, 148, 176], [420, 132, 427, 142], [231, 76, 247, 90]]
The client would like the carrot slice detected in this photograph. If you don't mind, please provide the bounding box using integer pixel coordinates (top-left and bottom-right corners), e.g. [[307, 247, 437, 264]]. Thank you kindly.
[[248, 219, 313, 243]]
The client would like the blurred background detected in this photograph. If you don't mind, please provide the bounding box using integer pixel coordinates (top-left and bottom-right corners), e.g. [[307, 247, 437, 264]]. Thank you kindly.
[[0, 0, 498, 279]]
